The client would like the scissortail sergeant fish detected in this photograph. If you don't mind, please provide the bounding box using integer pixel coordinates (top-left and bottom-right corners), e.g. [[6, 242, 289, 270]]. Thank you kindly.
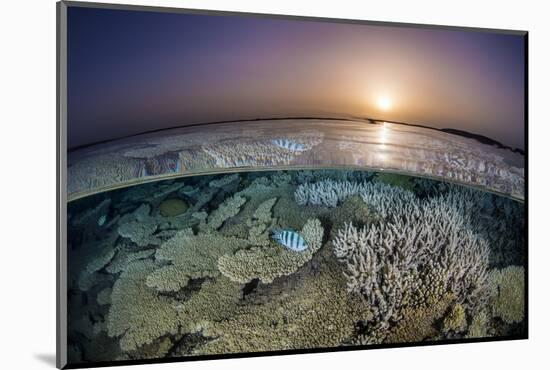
[[271, 229, 308, 252], [271, 138, 306, 152]]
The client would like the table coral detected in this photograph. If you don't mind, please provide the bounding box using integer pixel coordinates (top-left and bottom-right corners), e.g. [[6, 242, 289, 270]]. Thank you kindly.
[[117, 204, 161, 247], [246, 197, 278, 246], [217, 218, 324, 284], [206, 194, 247, 230], [196, 253, 370, 355], [107, 259, 180, 352], [145, 228, 247, 292]]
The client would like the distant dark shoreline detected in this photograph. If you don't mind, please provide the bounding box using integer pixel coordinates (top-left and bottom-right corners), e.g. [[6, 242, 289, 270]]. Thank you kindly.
[[68, 116, 525, 155]]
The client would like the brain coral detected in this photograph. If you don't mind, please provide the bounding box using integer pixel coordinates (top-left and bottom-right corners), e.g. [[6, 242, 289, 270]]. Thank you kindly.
[[217, 218, 324, 284], [107, 259, 180, 352], [145, 228, 247, 292], [159, 198, 188, 217], [488, 265, 525, 324]]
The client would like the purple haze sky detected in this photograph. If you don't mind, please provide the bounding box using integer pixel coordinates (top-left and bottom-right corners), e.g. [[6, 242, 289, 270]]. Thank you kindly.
[[67, 6, 525, 149]]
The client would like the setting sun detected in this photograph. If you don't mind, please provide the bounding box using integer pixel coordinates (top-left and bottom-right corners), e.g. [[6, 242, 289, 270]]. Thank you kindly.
[[377, 96, 392, 111]]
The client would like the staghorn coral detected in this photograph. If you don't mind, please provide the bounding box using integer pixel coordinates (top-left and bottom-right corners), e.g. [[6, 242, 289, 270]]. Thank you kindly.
[[488, 265, 525, 324], [196, 252, 370, 355], [202, 133, 322, 168], [332, 185, 490, 343], [107, 259, 180, 352], [206, 195, 247, 230], [217, 218, 324, 284], [146, 228, 246, 292], [295, 179, 370, 207]]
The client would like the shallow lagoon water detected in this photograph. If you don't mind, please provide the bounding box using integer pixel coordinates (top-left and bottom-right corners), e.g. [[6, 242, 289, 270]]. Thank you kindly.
[[66, 169, 525, 365]]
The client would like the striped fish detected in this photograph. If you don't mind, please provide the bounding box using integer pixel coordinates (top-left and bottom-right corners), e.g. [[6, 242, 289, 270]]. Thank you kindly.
[[271, 138, 306, 152], [271, 229, 308, 252]]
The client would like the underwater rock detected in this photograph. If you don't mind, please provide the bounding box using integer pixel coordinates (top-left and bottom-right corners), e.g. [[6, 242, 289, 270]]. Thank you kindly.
[[217, 218, 324, 284], [146, 229, 246, 292], [107, 259, 181, 352], [159, 198, 188, 217], [488, 265, 525, 324], [85, 248, 116, 274], [97, 287, 112, 306]]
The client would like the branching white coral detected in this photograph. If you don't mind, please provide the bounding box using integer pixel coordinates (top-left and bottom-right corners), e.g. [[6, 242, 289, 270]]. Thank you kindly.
[[332, 186, 491, 342]]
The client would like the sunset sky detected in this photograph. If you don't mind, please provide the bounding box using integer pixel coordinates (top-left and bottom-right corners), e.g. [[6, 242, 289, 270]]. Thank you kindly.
[[67, 6, 526, 149]]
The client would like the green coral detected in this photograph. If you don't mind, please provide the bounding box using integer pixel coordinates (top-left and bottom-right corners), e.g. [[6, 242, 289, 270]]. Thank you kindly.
[[107, 259, 180, 352], [145, 229, 246, 291], [217, 218, 324, 284], [489, 265, 525, 324]]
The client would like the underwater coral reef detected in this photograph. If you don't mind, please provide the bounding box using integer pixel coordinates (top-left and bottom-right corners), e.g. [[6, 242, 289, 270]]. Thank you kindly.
[[66, 169, 525, 364]]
